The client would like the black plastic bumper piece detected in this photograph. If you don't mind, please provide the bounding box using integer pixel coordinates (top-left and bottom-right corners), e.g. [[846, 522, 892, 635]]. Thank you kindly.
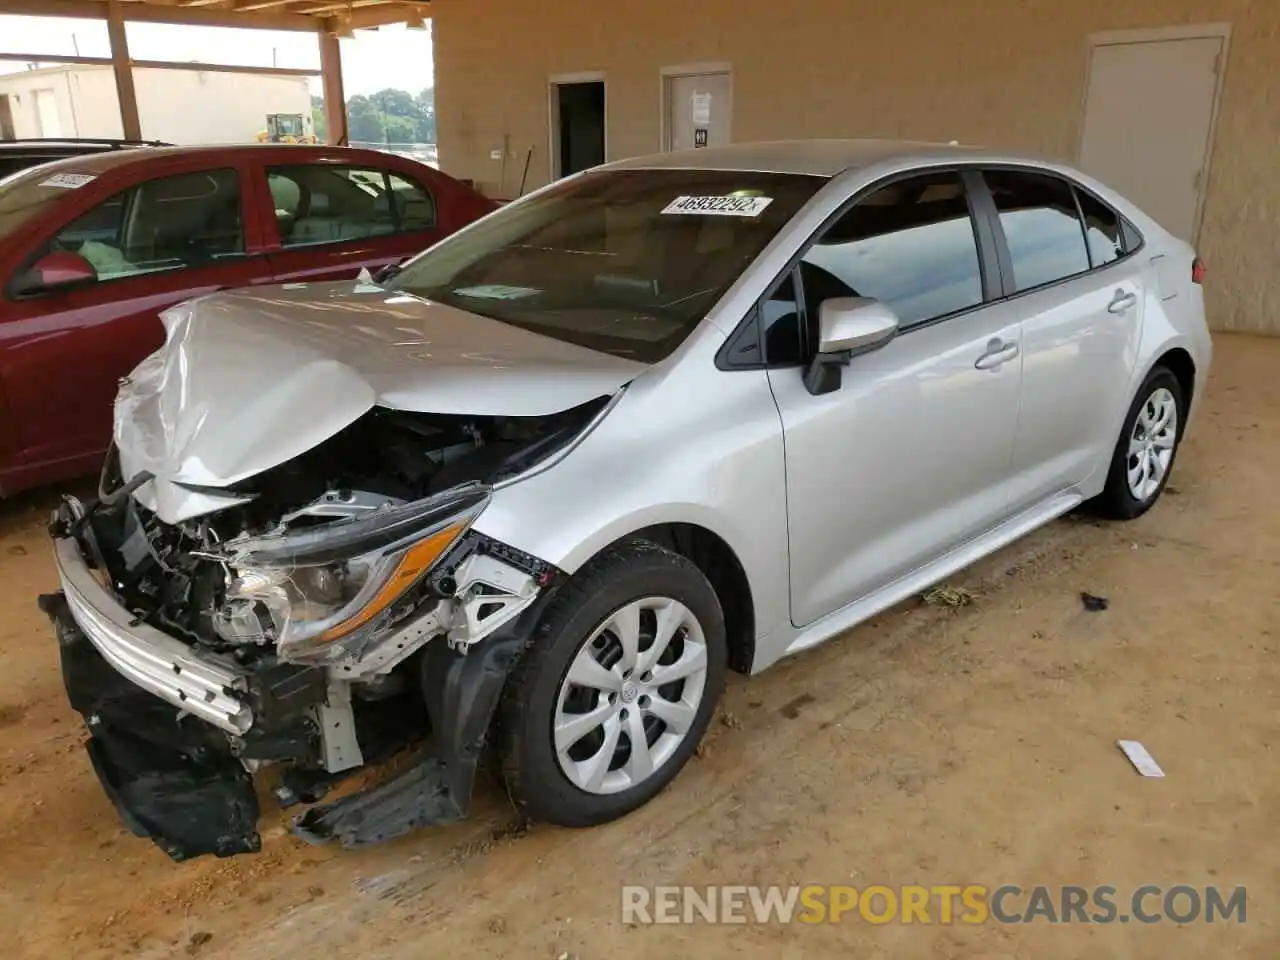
[[40, 592, 262, 862], [290, 585, 559, 847]]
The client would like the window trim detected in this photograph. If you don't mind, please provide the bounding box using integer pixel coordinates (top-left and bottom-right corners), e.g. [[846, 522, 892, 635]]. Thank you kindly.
[[715, 161, 1147, 372], [6, 165, 248, 300]]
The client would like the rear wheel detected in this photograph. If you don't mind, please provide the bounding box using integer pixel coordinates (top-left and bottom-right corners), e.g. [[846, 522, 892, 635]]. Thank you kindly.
[[1091, 366, 1185, 520], [498, 540, 726, 826]]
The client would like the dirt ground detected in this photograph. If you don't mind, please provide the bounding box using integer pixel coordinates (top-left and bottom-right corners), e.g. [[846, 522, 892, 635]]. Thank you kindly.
[[1, 334, 1277, 959]]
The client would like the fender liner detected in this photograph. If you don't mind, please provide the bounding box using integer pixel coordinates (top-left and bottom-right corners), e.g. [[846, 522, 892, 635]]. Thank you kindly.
[[290, 577, 562, 847]]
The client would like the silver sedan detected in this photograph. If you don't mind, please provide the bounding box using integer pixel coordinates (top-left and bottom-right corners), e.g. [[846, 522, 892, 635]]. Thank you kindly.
[[48, 139, 1211, 856]]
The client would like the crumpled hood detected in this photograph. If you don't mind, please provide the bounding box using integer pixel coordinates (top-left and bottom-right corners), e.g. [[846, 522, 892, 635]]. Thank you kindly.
[[114, 279, 645, 492]]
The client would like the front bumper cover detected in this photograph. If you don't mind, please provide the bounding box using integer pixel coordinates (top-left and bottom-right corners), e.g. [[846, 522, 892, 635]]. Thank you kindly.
[[42, 591, 261, 860], [40, 500, 562, 861]]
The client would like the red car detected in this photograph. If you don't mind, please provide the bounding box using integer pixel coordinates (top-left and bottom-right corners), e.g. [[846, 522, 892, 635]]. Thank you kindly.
[[0, 144, 496, 496]]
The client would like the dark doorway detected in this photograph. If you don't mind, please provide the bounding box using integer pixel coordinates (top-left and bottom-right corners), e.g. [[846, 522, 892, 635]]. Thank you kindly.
[[555, 81, 605, 178]]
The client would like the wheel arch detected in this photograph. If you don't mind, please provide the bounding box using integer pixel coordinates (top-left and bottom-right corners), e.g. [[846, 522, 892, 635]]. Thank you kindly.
[[1152, 346, 1197, 421], [565, 520, 758, 677]]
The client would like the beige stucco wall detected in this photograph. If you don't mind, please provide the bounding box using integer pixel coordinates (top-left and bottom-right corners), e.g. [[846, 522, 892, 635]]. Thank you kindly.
[[433, 0, 1280, 334]]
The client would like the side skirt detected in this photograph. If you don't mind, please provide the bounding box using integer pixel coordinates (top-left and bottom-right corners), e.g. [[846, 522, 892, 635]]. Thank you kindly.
[[780, 489, 1083, 660]]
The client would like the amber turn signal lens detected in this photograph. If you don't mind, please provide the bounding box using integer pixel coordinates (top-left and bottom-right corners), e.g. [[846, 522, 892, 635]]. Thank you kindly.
[[316, 522, 466, 643]]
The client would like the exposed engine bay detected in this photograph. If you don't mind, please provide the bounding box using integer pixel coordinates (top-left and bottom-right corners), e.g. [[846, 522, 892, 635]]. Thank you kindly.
[[94, 400, 598, 654], [39, 398, 611, 861]]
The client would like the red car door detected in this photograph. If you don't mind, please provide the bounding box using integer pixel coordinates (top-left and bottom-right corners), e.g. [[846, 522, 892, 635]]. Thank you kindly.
[[257, 154, 468, 284], [0, 154, 271, 487]]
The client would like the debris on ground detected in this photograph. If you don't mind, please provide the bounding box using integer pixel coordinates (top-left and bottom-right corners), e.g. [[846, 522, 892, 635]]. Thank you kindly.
[[720, 711, 743, 729], [923, 585, 976, 608], [778, 695, 814, 720], [1080, 592, 1110, 612], [1117, 740, 1165, 778], [185, 931, 214, 955]]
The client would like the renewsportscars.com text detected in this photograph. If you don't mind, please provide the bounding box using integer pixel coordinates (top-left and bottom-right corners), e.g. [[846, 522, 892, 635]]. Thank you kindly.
[[621, 884, 1247, 925]]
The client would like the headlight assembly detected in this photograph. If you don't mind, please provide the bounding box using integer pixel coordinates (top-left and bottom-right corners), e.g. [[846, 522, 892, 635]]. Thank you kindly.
[[223, 484, 489, 663]]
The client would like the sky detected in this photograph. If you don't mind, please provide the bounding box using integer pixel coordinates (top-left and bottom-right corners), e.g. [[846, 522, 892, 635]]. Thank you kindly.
[[0, 15, 434, 96]]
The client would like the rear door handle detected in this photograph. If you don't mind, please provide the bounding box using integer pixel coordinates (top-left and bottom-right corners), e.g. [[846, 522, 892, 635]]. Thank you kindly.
[[975, 338, 1020, 371], [1108, 289, 1139, 314]]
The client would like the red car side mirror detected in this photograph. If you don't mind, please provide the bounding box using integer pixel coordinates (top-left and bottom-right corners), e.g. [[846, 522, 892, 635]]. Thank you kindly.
[[14, 250, 98, 297]]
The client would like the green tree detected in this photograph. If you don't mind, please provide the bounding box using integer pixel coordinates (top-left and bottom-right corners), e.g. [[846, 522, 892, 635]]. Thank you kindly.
[[414, 87, 436, 143], [311, 94, 327, 141], [332, 87, 438, 145], [369, 87, 419, 119], [346, 94, 385, 142]]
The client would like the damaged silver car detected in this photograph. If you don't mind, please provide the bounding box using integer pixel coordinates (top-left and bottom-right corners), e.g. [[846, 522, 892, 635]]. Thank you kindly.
[[41, 140, 1211, 860]]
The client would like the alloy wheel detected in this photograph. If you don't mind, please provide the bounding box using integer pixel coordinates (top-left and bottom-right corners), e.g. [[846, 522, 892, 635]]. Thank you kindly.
[[552, 596, 708, 795], [1127, 386, 1179, 501]]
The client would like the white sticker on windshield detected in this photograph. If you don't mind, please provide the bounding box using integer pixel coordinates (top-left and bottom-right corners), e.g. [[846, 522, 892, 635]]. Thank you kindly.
[[662, 195, 773, 217], [39, 173, 96, 189], [454, 284, 540, 300]]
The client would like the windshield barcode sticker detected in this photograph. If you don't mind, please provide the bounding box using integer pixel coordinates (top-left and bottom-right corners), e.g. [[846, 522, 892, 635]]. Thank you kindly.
[[661, 195, 773, 217], [39, 173, 96, 189]]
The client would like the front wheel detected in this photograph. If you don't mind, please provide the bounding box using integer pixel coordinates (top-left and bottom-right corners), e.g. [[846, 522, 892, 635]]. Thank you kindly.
[[1091, 366, 1186, 520], [498, 540, 726, 827]]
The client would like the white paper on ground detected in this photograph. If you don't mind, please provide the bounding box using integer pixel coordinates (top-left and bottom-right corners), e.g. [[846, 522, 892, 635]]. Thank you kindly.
[[1117, 740, 1165, 777]]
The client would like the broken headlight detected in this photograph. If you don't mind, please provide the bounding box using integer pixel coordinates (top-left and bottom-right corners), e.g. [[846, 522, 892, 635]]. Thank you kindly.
[[222, 484, 489, 663]]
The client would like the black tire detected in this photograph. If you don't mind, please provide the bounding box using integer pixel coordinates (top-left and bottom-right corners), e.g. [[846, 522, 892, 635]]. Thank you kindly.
[[1090, 366, 1186, 520], [498, 539, 726, 827]]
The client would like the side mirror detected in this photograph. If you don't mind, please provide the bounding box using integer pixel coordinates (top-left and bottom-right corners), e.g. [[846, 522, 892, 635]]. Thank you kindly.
[[13, 250, 98, 297], [804, 297, 900, 396]]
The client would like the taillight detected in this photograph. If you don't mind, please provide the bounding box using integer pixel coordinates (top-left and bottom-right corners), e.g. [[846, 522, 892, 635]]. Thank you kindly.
[[1192, 257, 1206, 284]]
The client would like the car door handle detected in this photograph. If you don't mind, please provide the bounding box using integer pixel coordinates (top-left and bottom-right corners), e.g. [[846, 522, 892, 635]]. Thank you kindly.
[[1108, 289, 1139, 314], [974, 338, 1020, 371]]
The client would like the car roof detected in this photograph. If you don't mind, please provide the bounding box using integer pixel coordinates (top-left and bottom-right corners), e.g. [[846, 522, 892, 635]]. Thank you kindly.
[[11, 143, 427, 177], [0, 139, 165, 152], [601, 138, 1045, 177]]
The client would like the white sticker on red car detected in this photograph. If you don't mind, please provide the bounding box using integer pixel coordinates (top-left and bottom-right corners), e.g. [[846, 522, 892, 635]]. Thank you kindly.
[[661, 195, 773, 217], [40, 173, 97, 189]]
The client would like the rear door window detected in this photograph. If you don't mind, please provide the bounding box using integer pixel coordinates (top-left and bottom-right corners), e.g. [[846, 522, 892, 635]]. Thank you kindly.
[[983, 170, 1090, 292], [267, 164, 437, 248]]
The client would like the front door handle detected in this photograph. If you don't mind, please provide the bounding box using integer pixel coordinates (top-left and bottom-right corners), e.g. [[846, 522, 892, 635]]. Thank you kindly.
[[975, 338, 1020, 371], [1108, 289, 1139, 314]]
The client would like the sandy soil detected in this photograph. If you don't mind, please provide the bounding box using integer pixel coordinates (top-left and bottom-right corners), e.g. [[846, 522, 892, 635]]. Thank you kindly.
[[1, 335, 1277, 959]]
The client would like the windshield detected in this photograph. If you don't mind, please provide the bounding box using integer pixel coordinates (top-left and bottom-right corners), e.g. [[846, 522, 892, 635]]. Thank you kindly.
[[387, 168, 826, 362], [0, 167, 88, 241]]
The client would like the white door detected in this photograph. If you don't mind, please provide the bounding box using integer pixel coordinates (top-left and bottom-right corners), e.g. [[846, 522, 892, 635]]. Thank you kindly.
[[1078, 33, 1223, 242], [765, 172, 1023, 627], [664, 72, 730, 152], [32, 88, 62, 138]]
